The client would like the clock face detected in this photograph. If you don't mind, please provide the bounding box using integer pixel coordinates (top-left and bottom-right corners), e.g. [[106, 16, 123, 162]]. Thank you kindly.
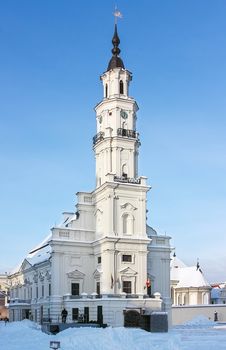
[[120, 110, 128, 119]]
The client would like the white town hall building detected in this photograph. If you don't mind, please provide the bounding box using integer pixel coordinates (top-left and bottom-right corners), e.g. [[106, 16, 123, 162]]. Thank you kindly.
[[8, 24, 172, 327]]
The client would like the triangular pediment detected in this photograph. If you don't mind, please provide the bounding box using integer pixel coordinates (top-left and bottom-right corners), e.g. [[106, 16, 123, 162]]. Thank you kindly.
[[120, 267, 137, 276], [67, 269, 85, 279], [93, 268, 103, 279], [20, 259, 32, 272]]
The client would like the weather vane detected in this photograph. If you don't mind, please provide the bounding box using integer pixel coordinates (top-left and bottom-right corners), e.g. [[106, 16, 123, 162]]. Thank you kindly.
[[113, 6, 123, 24]]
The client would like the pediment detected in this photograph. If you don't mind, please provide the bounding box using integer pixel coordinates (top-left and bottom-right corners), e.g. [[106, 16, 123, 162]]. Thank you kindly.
[[93, 268, 103, 279], [120, 267, 137, 276], [67, 269, 85, 279], [121, 203, 137, 211], [20, 259, 32, 272], [94, 208, 103, 216]]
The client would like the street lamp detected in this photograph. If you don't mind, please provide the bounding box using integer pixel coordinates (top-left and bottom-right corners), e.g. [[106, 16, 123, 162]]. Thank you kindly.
[[50, 341, 60, 349]]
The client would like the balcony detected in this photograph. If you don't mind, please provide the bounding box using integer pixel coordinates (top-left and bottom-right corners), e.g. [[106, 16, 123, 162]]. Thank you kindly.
[[93, 132, 104, 145], [114, 176, 141, 184], [117, 128, 138, 139]]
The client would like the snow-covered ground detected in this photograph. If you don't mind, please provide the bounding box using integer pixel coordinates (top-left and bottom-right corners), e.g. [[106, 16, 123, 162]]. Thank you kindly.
[[1, 316, 226, 350]]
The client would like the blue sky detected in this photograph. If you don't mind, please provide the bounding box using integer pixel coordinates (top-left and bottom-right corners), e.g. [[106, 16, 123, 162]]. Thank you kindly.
[[0, 1, 226, 282]]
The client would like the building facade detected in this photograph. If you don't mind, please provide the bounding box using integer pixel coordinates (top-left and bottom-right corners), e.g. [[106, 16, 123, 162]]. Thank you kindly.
[[0, 273, 9, 319], [8, 24, 171, 327]]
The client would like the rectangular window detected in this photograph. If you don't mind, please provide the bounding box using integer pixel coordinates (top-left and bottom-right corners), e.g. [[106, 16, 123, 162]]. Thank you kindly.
[[97, 305, 103, 324], [42, 285, 44, 297], [71, 283, 80, 296], [36, 286, 38, 298], [84, 307, 89, 323], [97, 256, 101, 264], [30, 287, 32, 299], [96, 282, 100, 295], [72, 308, 79, 320], [49, 284, 51, 296], [123, 281, 132, 294], [122, 254, 132, 262]]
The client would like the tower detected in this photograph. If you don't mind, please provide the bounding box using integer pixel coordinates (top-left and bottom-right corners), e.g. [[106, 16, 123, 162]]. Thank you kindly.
[[92, 24, 150, 295]]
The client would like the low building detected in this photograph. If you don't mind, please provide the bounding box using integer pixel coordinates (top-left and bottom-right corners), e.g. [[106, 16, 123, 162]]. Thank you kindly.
[[0, 273, 9, 319], [211, 283, 226, 304], [171, 254, 211, 306]]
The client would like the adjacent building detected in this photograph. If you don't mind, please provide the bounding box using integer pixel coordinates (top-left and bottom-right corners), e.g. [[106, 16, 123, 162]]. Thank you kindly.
[[0, 273, 9, 319], [170, 254, 211, 306]]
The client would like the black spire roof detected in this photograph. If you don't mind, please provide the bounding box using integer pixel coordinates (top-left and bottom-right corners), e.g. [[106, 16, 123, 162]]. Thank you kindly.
[[107, 24, 125, 71]]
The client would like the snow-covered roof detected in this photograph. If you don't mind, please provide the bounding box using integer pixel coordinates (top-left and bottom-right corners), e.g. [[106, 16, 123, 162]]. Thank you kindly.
[[170, 255, 188, 281], [9, 234, 52, 275], [171, 255, 210, 288], [176, 266, 211, 288], [26, 234, 52, 266]]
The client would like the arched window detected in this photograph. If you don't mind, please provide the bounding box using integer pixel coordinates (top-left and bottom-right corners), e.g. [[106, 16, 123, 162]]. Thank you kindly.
[[105, 84, 108, 98], [120, 80, 124, 94]]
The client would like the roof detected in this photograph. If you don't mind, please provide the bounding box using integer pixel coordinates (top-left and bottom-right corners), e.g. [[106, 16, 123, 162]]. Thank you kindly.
[[176, 266, 211, 288], [9, 234, 52, 275], [171, 255, 210, 288]]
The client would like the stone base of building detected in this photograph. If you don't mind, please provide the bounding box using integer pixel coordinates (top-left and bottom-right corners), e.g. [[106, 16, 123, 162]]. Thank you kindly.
[[9, 293, 170, 328]]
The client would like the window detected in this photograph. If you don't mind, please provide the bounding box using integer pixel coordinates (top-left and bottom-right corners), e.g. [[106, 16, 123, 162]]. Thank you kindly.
[[42, 285, 44, 297], [123, 214, 129, 234], [122, 254, 132, 262], [72, 308, 79, 320], [96, 282, 100, 295], [71, 283, 80, 296], [105, 84, 108, 97], [84, 307, 89, 323], [97, 305, 103, 324], [36, 286, 38, 298], [123, 281, 132, 294], [49, 284, 51, 296], [120, 80, 124, 94], [97, 256, 101, 264]]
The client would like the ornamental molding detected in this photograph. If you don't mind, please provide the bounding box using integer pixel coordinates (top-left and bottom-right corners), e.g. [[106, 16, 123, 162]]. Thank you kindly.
[[119, 267, 137, 276], [93, 268, 103, 279], [121, 202, 137, 211], [67, 269, 85, 279]]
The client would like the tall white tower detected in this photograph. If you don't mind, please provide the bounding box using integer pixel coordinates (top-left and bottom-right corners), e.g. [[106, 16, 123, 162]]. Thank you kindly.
[[92, 24, 150, 296]]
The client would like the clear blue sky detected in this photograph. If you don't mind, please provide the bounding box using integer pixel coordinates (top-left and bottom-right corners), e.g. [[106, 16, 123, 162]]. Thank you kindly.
[[0, 1, 226, 283]]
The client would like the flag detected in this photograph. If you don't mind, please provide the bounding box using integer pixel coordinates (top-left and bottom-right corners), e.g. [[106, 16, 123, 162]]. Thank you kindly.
[[114, 9, 123, 18], [146, 278, 151, 288], [111, 274, 114, 289]]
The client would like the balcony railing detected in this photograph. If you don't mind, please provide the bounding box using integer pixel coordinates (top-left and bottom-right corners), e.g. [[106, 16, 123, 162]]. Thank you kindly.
[[93, 132, 104, 145], [117, 128, 138, 139], [114, 176, 141, 184]]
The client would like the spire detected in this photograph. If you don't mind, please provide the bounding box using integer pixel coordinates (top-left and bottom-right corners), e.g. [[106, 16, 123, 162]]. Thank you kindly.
[[107, 24, 125, 71]]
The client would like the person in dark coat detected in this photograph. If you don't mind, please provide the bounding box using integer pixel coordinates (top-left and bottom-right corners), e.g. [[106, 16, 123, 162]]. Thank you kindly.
[[61, 308, 68, 323]]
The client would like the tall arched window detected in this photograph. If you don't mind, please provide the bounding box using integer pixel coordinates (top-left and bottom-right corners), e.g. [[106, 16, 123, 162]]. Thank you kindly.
[[105, 84, 108, 98], [120, 80, 124, 94]]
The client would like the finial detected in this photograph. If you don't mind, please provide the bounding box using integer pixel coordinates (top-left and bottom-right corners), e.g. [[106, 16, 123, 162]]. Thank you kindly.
[[196, 258, 200, 270], [107, 8, 125, 71]]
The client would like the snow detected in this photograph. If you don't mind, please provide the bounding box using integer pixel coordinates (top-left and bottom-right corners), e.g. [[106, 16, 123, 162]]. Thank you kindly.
[[1, 318, 226, 350]]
